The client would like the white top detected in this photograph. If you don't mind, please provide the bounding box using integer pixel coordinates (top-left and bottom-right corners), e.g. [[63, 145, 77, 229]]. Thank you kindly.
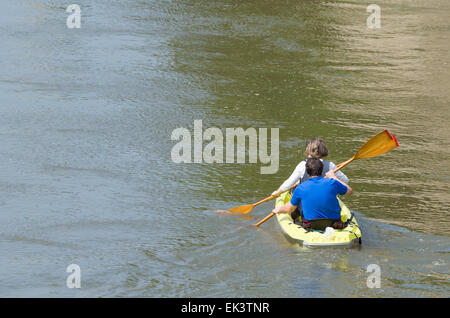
[[279, 159, 349, 191]]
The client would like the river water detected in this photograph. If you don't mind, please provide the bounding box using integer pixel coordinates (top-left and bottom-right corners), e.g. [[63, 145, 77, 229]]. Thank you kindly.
[[0, 0, 449, 297]]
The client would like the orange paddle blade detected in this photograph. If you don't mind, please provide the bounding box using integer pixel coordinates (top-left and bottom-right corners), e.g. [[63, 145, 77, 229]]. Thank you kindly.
[[227, 204, 256, 214], [354, 130, 399, 159]]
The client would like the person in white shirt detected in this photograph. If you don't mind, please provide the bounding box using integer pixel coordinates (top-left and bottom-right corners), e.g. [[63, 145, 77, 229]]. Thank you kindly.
[[271, 138, 349, 222]]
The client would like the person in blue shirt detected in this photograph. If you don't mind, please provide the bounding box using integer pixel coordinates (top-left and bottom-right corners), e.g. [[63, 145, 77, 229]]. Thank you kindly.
[[272, 158, 352, 221]]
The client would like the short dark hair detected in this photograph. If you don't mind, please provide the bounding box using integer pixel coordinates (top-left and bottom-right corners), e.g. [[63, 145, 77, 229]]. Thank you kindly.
[[306, 158, 323, 177]]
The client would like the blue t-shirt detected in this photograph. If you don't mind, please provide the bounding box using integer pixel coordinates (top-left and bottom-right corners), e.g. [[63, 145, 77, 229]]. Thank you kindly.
[[290, 176, 348, 220]]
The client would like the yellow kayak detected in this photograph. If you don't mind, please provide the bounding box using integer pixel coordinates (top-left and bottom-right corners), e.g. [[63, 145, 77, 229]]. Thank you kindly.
[[275, 191, 362, 247]]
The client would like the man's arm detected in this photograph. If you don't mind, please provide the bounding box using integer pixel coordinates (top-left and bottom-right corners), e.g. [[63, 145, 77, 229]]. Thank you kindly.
[[325, 170, 352, 196], [272, 201, 297, 214], [329, 162, 349, 184]]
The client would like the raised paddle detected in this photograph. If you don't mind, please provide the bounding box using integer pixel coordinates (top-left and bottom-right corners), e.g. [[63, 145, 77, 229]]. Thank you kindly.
[[253, 130, 399, 227]]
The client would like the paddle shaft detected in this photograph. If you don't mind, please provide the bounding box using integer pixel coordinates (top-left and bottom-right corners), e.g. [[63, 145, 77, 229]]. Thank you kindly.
[[333, 156, 355, 173], [257, 183, 298, 205], [254, 212, 275, 227]]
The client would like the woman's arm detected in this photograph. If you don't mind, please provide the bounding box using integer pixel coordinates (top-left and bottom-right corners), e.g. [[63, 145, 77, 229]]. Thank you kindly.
[[271, 161, 305, 196]]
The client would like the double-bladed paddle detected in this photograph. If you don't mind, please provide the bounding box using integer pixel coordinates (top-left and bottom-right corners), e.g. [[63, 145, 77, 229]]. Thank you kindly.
[[253, 130, 399, 227]]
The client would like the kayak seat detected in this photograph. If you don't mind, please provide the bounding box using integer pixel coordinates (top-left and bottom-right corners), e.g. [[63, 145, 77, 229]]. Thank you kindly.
[[301, 218, 343, 231]]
